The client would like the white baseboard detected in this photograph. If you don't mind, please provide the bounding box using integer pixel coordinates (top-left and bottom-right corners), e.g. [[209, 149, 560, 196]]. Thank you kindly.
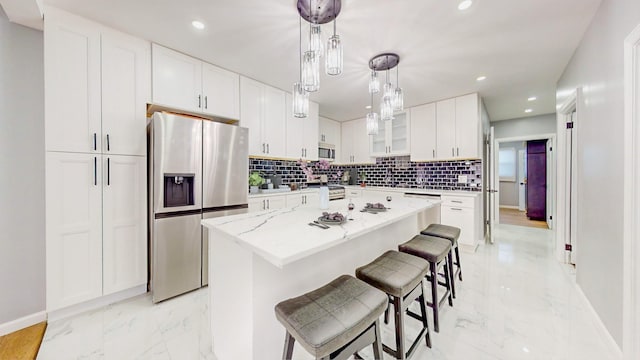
[[574, 284, 623, 359], [499, 205, 520, 210], [47, 285, 147, 323], [0, 311, 47, 337]]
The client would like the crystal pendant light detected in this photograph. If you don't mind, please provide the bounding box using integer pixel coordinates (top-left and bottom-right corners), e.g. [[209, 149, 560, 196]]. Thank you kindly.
[[369, 70, 380, 93], [302, 50, 320, 92], [325, 0, 343, 75], [293, 17, 309, 118], [392, 66, 404, 111], [380, 95, 394, 121], [309, 24, 323, 57], [366, 93, 379, 135]]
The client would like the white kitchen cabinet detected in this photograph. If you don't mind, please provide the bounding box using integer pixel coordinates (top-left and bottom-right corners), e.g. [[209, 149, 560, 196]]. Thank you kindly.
[[346, 188, 363, 198], [440, 194, 481, 251], [435, 94, 481, 160], [341, 118, 374, 164], [152, 44, 240, 119], [202, 62, 240, 119], [319, 117, 340, 145], [286, 192, 319, 207], [45, 7, 150, 156], [410, 103, 437, 162], [455, 93, 480, 159], [46, 152, 103, 310], [370, 111, 411, 157], [286, 95, 319, 160], [102, 155, 147, 295], [436, 98, 457, 159], [248, 196, 287, 212], [240, 76, 286, 158]]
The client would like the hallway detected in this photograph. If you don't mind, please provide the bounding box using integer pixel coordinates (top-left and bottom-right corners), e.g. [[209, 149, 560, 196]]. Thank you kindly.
[[36, 225, 617, 359], [499, 207, 549, 229]]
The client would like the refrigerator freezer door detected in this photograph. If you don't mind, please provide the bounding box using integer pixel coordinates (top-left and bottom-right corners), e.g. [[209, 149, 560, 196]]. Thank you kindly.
[[153, 213, 202, 303], [201, 207, 249, 286], [153, 113, 203, 214], [202, 121, 249, 208]]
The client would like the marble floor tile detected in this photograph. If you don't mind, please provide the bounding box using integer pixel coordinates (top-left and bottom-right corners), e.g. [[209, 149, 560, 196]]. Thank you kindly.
[[38, 224, 618, 360]]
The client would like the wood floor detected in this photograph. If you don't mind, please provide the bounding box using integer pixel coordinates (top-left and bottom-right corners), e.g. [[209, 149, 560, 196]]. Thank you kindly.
[[500, 207, 549, 229], [0, 322, 47, 360]]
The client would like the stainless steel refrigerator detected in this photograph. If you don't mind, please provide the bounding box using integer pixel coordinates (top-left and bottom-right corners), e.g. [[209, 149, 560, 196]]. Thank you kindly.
[[149, 112, 248, 303]]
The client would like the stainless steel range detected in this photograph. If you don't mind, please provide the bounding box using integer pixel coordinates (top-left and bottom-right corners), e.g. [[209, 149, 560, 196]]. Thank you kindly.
[[306, 183, 345, 200]]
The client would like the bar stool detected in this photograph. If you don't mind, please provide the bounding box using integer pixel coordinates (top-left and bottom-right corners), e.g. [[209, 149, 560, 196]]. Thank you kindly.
[[398, 235, 453, 333], [355, 250, 431, 360], [274, 275, 387, 360], [421, 224, 462, 298]]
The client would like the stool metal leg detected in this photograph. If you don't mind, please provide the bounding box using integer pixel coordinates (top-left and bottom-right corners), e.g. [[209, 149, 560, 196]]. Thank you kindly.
[[429, 261, 440, 333], [283, 332, 295, 360], [373, 319, 383, 359], [448, 251, 456, 299], [420, 280, 432, 348], [444, 257, 454, 307], [393, 296, 406, 360], [455, 245, 463, 281]]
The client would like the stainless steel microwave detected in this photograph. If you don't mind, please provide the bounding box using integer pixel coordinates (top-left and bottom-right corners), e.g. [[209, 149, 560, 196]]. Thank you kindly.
[[318, 143, 335, 161]]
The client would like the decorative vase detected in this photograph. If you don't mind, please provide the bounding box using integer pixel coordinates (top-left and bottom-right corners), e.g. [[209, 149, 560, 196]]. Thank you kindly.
[[319, 186, 329, 209]]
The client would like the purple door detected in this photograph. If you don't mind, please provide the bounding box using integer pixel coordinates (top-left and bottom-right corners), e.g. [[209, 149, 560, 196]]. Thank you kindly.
[[526, 140, 546, 220]]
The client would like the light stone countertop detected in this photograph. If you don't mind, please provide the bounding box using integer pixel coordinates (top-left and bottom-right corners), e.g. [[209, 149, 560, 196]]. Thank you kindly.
[[202, 196, 440, 269], [344, 185, 483, 197], [247, 187, 317, 198]]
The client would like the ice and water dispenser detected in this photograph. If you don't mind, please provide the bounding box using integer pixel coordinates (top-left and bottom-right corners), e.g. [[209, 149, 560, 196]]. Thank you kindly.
[[163, 173, 195, 208]]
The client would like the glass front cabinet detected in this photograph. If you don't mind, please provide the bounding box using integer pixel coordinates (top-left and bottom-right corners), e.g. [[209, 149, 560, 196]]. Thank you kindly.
[[369, 111, 411, 157]]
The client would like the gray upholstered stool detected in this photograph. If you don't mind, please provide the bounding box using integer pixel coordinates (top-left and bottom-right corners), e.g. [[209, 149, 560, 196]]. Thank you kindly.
[[356, 250, 431, 360], [274, 275, 387, 360], [421, 224, 462, 299], [398, 235, 453, 333]]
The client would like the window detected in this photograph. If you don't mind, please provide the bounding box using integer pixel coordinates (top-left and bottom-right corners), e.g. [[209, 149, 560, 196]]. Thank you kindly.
[[499, 147, 516, 182]]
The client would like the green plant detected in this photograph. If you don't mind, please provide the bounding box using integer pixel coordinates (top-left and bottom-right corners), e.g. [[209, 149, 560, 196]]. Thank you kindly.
[[248, 172, 265, 187]]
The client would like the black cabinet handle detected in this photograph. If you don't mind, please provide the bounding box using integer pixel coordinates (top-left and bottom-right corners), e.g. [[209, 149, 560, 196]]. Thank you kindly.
[[106, 134, 110, 152], [205, 96, 208, 109], [107, 158, 110, 186], [93, 133, 97, 151], [433, 149, 435, 158], [267, 199, 270, 209], [267, 144, 270, 154], [93, 157, 97, 186], [263, 143, 266, 153], [457, 147, 459, 156], [198, 95, 202, 108]]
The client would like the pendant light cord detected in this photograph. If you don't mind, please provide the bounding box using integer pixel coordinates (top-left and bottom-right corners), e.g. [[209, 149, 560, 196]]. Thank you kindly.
[[333, 0, 337, 35], [396, 65, 399, 87], [299, 16, 302, 81]]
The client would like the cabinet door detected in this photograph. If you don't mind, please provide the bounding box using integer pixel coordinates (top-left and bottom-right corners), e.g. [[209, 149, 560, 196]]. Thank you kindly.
[[304, 102, 320, 160], [202, 63, 240, 119], [319, 117, 340, 145], [369, 116, 387, 156], [285, 193, 304, 207], [266, 196, 287, 210], [410, 103, 437, 161], [263, 86, 286, 157], [304, 192, 320, 207], [436, 98, 456, 159], [353, 118, 374, 164], [152, 44, 202, 112], [248, 198, 266, 212], [341, 121, 355, 163], [440, 205, 475, 247], [240, 76, 264, 156], [44, 8, 102, 153], [455, 93, 479, 159], [46, 152, 103, 310], [101, 31, 151, 156], [103, 155, 147, 295], [285, 93, 305, 159], [390, 111, 410, 155]]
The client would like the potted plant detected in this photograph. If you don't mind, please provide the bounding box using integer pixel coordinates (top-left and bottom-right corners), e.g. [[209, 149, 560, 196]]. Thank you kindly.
[[248, 172, 265, 194], [359, 171, 367, 187]]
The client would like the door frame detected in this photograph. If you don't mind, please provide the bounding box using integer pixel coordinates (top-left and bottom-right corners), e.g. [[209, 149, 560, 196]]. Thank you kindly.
[[492, 133, 556, 227], [557, 89, 580, 264], [623, 22, 640, 360], [517, 149, 526, 211]]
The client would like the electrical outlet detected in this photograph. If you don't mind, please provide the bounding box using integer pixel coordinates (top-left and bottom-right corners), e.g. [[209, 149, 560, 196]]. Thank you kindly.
[[458, 175, 468, 183]]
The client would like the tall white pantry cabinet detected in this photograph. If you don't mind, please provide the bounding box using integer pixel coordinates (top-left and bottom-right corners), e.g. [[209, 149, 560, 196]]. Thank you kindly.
[[44, 7, 149, 311]]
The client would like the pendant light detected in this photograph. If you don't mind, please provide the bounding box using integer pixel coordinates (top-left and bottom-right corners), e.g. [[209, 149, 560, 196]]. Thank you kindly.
[[369, 70, 380, 93], [309, 24, 323, 56], [325, 0, 343, 75], [380, 66, 394, 121], [393, 66, 404, 111], [293, 16, 309, 118], [302, 50, 320, 92], [366, 92, 379, 135]]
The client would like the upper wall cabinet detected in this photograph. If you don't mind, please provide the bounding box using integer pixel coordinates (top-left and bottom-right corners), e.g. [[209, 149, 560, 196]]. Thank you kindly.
[[286, 95, 319, 161], [436, 93, 481, 160], [44, 6, 150, 156], [410, 103, 437, 161], [341, 118, 374, 164], [152, 44, 240, 120], [240, 76, 286, 158], [369, 111, 411, 157], [319, 117, 340, 145]]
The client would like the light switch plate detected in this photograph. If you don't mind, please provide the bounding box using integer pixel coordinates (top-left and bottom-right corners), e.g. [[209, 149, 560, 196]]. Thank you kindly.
[[458, 175, 468, 183]]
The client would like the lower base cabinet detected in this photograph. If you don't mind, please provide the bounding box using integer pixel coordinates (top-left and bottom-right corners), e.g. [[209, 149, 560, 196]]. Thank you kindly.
[[46, 152, 146, 310], [285, 192, 319, 207], [248, 196, 287, 212], [440, 195, 480, 251]]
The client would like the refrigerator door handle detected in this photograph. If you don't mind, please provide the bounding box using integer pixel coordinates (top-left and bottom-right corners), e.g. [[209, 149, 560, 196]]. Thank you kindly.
[[93, 156, 97, 186], [107, 157, 110, 186]]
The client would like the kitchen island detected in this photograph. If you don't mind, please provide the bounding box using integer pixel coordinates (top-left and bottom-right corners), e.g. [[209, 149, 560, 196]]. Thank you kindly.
[[202, 196, 441, 360]]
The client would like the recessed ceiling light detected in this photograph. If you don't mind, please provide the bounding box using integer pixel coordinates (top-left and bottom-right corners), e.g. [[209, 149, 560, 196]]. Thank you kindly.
[[192, 20, 205, 30], [525, 109, 533, 113], [458, 0, 473, 11], [476, 76, 486, 81], [365, 105, 372, 109], [528, 96, 537, 101]]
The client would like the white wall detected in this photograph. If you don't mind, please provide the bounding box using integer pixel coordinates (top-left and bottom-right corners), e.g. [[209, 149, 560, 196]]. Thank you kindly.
[[498, 141, 525, 207], [556, 0, 640, 348], [492, 113, 557, 139], [0, 7, 46, 325]]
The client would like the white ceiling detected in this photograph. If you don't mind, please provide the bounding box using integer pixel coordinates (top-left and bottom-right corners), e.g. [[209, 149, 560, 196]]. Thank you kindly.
[[40, 0, 601, 122]]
